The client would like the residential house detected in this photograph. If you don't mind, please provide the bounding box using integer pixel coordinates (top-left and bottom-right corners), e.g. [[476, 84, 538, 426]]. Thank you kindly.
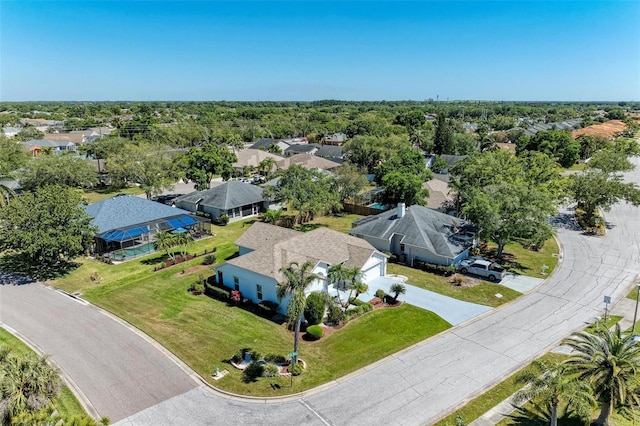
[[232, 149, 284, 176], [174, 181, 265, 223], [249, 138, 291, 154], [323, 132, 347, 146], [2, 126, 21, 138], [350, 203, 475, 266], [276, 153, 341, 171], [215, 222, 387, 313], [21, 139, 77, 156], [84, 195, 202, 259], [283, 143, 318, 157], [314, 144, 344, 162]]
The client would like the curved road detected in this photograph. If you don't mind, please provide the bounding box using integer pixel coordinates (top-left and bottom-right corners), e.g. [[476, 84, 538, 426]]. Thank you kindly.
[[2, 159, 640, 425]]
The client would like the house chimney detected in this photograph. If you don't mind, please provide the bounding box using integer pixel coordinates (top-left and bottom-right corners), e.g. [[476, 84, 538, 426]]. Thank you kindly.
[[397, 203, 406, 218]]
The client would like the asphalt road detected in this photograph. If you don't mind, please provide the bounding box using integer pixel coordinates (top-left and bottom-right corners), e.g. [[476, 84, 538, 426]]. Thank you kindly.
[[2, 158, 640, 425]]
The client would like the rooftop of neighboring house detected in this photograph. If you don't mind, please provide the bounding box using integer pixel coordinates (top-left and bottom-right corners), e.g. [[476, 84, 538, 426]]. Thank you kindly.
[[276, 153, 341, 171], [232, 149, 284, 170], [175, 181, 264, 210]]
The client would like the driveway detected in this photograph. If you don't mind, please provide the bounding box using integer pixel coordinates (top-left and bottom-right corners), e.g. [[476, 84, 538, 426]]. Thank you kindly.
[[367, 276, 492, 325], [2, 158, 640, 425]]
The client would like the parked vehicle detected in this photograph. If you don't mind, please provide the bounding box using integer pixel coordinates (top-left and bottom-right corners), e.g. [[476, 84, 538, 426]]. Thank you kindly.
[[457, 258, 505, 282]]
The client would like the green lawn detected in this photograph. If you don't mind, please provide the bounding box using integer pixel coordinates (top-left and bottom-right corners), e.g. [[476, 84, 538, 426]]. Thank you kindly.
[[387, 263, 521, 307], [83, 186, 145, 204], [0, 327, 88, 419], [482, 238, 560, 276]]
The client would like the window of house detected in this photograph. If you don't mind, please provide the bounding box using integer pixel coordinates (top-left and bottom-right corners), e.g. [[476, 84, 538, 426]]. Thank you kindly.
[[233, 276, 239, 291], [400, 243, 405, 253], [256, 284, 263, 300]]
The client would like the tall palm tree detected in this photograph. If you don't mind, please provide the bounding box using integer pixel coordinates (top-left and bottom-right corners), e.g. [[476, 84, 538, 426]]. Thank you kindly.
[[174, 232, 194, 258], [562, 324, 640, 426], [257, 157, 277, 177], [343, 266, 363, 307], [328, 263, 347, 306], [513, 359, 595, 426], [277, 261, 318, 366]]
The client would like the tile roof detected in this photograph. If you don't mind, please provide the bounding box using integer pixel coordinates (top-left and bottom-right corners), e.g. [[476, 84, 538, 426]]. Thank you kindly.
[[227, 222, 379, 281], [277, 153, 340, 170], [175, 181, 264, 210], [84, 195, 194, 234], [232, 149, 284, 169]]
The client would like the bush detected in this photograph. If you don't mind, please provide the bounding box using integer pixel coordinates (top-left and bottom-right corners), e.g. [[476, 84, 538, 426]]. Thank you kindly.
[[262, 363, 280, 378], [257, 300, 279, 317], [188, 281, 205, 295], [202, 254, 216, 265], [216, 214, 230, 226], [345, 302, 373, 320], [289, 362, 304, 376], [242, 361, 264, 382], [264, 353, 286, 364], [231, 350, 244, 363], [375, 289, 386, 299], [306, 325, 324, 340], [304, 291, 326, 325], [205, 284, 231, 301], [326, 303, 344, 325], [413, 259, 456, 276]]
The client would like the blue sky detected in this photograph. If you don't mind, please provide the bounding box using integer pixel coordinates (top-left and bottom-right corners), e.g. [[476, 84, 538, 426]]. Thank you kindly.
[[1, 1, 638, 101]]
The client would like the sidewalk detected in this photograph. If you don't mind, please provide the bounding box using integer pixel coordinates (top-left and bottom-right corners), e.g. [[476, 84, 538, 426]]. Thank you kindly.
[[469, 295, 639, 426]]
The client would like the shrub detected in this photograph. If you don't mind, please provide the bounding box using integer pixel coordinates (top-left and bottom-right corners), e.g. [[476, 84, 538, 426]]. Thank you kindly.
[[242, 361, 264, 382], [231, 290, 242, 303], [216, 214, 230, 226], [262, 363, 280, 378], [375, 289, 386, 299], [452, 274, 464, 286], [205, 284, 231, 301], [289, 362, 303, 376], [326, 303, 344, 325], [202, 254, 216, 265], [231, 350, 243, 363], [304, 291, 326, 325], [306, 325, 324, 340], [257, 300, 279, 317], [264, 353, 286, 364], [188, 281, 205, 295], [250, 350, 262, 361]]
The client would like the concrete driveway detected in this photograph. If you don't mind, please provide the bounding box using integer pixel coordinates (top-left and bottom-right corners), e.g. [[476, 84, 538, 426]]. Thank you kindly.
[[366, 276, 492, 325], [2, 158, 640, 425]]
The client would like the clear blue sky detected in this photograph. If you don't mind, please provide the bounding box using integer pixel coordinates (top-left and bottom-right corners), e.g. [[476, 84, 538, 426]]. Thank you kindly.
[[1, 1, 638, 101]]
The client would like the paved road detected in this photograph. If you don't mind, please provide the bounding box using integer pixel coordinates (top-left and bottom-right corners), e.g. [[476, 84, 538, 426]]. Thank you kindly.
[[0, 279, 198, 422], [2, 158, 640, 425]]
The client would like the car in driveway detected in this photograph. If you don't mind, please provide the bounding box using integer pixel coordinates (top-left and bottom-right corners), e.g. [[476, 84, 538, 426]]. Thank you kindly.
[[457, 258, 505, 282]]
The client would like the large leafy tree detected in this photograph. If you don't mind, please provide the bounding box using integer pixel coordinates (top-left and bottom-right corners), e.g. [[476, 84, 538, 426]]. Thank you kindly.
[[19, 155, 98, 192], [106, 143, 178, 199], [343, 134, 409, 173], [0, 136, 29, 176], [376, 172, 428, 207], [330, 163, 369, 203], [513, 360, 595, 426], [276, 261, 318, 366], [275, 165, 341, 224], [518, 129, 580, 168], [562, 325, 640, 426], [433, 113, 454, 155], [0, 185, 96, 266], [373, 148, 431, 184], [453, 150, 560, 257], [182, 142, 237, 190]]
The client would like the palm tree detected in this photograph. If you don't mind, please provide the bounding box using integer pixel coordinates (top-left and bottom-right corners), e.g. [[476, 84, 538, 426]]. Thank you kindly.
[[277, 261, 318, 366], [562, 324, 640, 425], [262, 208, 283, 225], [351, 281, 369, 301], [257, 157, 277, 177], [343, 267, 363, 307], [174, 232, 194, 258], [513, 359, 595, 426], [328, 263, 347, 306], [0, 351, 60, 424], [153, 230, 178, 261], [390, 283, 407, 303]]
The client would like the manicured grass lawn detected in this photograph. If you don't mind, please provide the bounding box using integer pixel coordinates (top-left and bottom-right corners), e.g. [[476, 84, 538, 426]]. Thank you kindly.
[[387, 263, 521, 307], [298, 213, 363, 234], [482, 238, 560, 276], [0, 327, 88, 419], [83, 186, 145, 204]]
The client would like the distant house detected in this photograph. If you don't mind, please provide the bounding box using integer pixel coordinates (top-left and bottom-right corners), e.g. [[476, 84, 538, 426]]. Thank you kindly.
[[283, 143, 318, 157], [315, 144, 343, 161], [174, 181, 265, 223], [2, 126, 21, 138], [232, 149, 284, 175], [21, 139, 76, 156], [249, 138, 291, 154], [276, 153, 341, 171], [84, 195, 202, 260], [215, 222, 387, 313], [323, 132, 347, 146], [350, 203, 475, 266]]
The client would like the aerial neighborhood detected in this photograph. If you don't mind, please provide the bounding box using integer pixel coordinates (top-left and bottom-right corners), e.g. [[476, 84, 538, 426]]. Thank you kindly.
[[1, 100, 639, 426]]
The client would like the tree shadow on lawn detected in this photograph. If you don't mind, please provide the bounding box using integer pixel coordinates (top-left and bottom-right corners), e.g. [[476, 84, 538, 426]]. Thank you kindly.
[[505, 404, 586, 426], [0, 253, 80, 281], [140, 253, 169, 265], [481, 248, 528, 273], [294, 223, 328, 232]]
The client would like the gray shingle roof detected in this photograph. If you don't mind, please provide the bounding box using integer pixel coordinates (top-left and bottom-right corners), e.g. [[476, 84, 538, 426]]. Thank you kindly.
[[176, 181, 264, 210], [84, 195, 193, 234], [350, 205, 471, 258]]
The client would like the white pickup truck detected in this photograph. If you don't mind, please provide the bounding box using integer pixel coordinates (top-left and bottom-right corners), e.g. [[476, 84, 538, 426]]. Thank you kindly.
[[457, 258, 505, 282]]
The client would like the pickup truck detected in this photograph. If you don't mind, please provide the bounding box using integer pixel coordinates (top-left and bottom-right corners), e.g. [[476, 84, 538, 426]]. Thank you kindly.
[[457, 258, 505, 282]]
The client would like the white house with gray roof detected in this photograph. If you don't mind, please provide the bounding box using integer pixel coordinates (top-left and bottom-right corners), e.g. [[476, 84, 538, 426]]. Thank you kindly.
[[174, 181, 265, 223], [215, 222, 387, 313], [350, 203, 475, 267]]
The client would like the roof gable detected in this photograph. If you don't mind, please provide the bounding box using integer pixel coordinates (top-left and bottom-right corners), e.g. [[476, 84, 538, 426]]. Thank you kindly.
[[177, 181, 264, 210]]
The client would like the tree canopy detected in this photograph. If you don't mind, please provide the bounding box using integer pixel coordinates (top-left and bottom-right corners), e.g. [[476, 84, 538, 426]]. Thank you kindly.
[[182, 142, 237, 190], [19, 154, 98, 192], [0, 185, 96, 266]]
